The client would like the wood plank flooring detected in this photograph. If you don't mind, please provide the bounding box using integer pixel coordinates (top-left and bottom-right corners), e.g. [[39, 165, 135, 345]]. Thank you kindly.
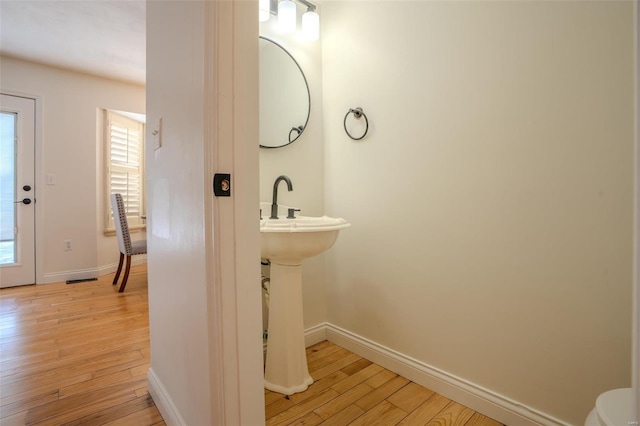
[[1, 264, 503, 426], [0, 265, 163, 426], [265, 341, 502, 426]]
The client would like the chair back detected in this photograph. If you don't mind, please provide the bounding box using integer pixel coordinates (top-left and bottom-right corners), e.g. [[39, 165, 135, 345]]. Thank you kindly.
[[110, 193, 132, 256]]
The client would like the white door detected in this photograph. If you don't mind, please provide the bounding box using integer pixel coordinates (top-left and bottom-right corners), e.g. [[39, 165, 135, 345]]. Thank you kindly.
[[0, 94, 36, 287]]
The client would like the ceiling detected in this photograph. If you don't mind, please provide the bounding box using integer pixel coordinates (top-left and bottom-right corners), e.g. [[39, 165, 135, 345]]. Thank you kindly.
[[0, 0, 146, 85]]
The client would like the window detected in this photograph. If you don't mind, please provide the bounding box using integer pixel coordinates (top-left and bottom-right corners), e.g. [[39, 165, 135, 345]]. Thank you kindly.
[[104, 110, 145, 233]]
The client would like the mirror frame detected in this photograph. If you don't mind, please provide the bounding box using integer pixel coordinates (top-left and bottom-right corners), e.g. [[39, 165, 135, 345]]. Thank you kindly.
[[259, 36, 311, 149]]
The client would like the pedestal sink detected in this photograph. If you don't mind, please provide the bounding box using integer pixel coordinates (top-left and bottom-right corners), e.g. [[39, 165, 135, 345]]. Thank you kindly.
[[261, 212, 350, 395]]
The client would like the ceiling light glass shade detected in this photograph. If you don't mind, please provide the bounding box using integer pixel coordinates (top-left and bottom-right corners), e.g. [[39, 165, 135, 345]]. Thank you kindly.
[[259, 0, 270, 22], [278, 0, 296, 33], [302, 10, 319, 41]]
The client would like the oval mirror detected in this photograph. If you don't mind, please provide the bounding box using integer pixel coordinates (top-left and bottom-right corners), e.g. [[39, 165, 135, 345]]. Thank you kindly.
[[259, 36, 310, 149]]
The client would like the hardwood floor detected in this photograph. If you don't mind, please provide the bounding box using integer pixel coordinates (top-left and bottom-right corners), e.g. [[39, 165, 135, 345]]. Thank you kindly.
[[265, 341, 502, 426], [1, 264, 503, 426], [0, 265, 163, 426]]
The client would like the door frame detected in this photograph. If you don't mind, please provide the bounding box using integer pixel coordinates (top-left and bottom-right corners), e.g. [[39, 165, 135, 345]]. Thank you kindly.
[[204, 1, 264, 424], [0, 91, 43, 285]]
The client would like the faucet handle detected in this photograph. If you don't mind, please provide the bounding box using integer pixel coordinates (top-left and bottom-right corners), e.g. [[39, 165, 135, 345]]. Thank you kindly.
[[287, 208, 301, 219]]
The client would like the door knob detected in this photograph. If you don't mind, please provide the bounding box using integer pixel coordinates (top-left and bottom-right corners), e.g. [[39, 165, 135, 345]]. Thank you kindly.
[[14, 198, 32, 205]]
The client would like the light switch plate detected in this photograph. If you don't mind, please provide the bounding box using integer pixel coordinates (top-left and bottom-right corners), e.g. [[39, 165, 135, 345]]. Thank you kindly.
[[152, 118, 162, 150]]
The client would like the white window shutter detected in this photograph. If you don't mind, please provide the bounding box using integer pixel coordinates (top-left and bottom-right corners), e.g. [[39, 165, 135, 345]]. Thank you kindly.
[[106, 111, 145, 231]]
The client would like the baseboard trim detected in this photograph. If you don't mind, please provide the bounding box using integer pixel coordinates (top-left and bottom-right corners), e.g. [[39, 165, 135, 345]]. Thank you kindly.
[[324, 323, 570, 426], [42, 257, 147, 284], [263, 323, 329, 354], [42, 267, 99, 284], [150, 321, 569, 426], [96, 256, 147, 277], [305, 323, 328, 347], [147, 368, 186, 426]]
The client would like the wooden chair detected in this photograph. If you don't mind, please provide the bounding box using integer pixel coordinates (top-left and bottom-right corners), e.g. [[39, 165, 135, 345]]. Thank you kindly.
[[110, 193, 147, 292]]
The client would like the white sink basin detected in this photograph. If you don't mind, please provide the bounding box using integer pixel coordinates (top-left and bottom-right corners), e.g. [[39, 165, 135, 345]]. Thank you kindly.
[[260, 207, 350, 395], [260, 215, 350, 265]]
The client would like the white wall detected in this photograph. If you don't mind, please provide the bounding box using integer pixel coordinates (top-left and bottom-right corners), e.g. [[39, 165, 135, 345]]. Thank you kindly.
[[322, 2, 634, 425], [259, 14, 327, 329], [0, 57, 145, 282], [145, 2, 213, 424]]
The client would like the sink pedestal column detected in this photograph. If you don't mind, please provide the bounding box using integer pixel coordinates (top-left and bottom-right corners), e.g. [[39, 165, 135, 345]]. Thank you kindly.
[[264, 262, 313, 395]]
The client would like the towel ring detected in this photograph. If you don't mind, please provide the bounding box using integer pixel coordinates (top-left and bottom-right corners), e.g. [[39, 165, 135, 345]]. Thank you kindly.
[[344, 107, 369, 140]]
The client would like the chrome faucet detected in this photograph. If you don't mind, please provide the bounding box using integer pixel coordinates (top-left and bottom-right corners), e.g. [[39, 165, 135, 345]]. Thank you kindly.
[[270, 175, 293, 219]]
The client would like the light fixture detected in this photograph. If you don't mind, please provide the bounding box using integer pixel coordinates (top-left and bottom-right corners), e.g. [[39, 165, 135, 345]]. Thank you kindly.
[[259, 0, 271, 22], [301, 8, 319, 41], [277, 0, 296, 33], [262, 0, 320, 41]]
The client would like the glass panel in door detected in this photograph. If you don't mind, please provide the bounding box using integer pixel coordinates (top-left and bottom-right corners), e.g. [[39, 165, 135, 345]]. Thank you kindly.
[[0, 112, 16, 265]]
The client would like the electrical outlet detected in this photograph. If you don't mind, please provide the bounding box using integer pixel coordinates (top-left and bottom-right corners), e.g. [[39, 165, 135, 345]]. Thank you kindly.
[[64, 239, 72, 251]]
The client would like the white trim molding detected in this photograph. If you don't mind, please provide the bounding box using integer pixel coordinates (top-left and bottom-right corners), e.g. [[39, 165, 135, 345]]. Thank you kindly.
[[205, 0, 264, 424], [96, 256, 147, 277], [147, 368, 186, 426], [263, 323, 328, 355], [42, 257, 147, 284], [305, 323, 328, 347], [42, 267, 99, 284], [320, 323, 571, 426]]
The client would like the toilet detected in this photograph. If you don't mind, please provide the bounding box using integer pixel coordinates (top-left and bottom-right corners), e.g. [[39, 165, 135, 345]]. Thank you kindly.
[[585, 388, 636, 426]]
